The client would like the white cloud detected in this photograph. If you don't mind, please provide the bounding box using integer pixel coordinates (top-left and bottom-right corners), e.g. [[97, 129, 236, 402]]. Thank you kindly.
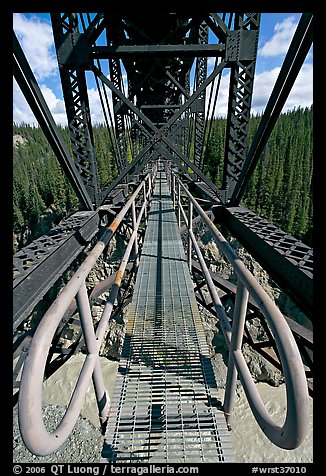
[[13, 14, 66, 125], [40, 85, 63, 112], [203, 62, 312, 118], [13, 78, 113, 127], [207, 57, 218, 69], [284, 63, 313, 110], [13, 78, 38, 125], [252, 67, 281, 110], [13, 79, 68, 126], [205, 71, 231, 118], [13, 13, 58, 80], [251, 63, 313, 114], [40, 85, 68, 125], [13, 13, 115, 127], [87, 87, 106, 124], [258, 16, 297, 57], [13, 12, 312, 127]]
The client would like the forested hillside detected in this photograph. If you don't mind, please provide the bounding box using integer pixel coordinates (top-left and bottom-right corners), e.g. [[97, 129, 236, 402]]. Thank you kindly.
[[13, 106, 312, 253], [204, 106, 313, 246], [13, 124, 118, 253]]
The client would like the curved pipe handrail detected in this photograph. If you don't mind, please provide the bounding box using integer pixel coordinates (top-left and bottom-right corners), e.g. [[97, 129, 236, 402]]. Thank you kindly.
[[171, 169, 309, 450], [18, 168, 157, 456]]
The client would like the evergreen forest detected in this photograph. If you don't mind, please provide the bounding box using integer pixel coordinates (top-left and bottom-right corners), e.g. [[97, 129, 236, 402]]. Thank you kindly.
[[13, 106, 313, 254]]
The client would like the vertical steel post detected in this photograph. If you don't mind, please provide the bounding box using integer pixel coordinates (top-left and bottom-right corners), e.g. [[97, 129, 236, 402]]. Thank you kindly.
[[178, 182, 181, 227], [188, 200, 193, 269], [172, 174, 176, 209], [222, 13, 261, 201], [143, 181, 148, 225], [106, 16, 128, 173], [147, 172, 152, 197], [131, 201, 139, 267], [193, 20, 208, 169], [75, 284, 110, 428], [165, 162, 170, 188], [50, 13, 100, 208], [223, 278, 249, 428]]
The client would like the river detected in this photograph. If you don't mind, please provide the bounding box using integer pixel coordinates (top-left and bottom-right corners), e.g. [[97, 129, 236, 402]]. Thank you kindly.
[[38, 354, 313, 464]]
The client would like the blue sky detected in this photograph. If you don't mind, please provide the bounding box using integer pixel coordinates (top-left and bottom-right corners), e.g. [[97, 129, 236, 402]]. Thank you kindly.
[[13, 13, 313, 125]]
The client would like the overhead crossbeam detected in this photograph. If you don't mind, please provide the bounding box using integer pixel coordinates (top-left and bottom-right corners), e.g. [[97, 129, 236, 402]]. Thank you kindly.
[[92, 44, 225, 57]]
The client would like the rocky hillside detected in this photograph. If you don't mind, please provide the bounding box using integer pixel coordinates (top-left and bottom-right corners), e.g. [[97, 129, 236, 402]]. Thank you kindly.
[[191, 221, 311, 387]]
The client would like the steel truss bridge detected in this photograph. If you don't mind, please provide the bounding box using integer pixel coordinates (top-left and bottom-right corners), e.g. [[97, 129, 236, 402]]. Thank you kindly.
[[13, 12, 313, 462]]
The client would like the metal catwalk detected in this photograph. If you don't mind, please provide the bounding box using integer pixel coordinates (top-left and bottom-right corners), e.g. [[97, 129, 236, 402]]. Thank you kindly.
[[101, 170, 235, 463]]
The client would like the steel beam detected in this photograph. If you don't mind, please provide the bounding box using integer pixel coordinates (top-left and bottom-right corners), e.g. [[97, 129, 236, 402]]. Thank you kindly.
[[105, 18, 130, 172], [84, 13, 106, 43], [92, 43, 225, 58], [51, 13, 100, 207], [132, 149, 161, 178], [166, 70, 190, 99], [13, 212, 99, 329], [222, 13, 261, 201], [92, 61, 227, 144], [207, 14, 230, 41], [158, 133, 223, 201], [108, 57, 128, 172], [163, 61, 227, 131], [140, 104, 181, 109], [193, 21, 208, 169]]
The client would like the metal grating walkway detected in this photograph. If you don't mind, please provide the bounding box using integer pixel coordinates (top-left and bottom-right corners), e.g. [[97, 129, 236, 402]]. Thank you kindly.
[[101, 170, 235, 463]]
